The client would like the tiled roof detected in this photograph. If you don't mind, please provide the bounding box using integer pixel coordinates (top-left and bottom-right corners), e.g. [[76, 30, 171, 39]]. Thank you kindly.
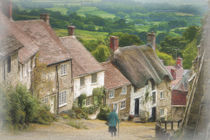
[[102, 61, 131, 90], [166, 66, 184, 87], [60, 36, 104, 78], [15, 20, 71, 66], [111, 45, 173, 89], [0, 12, 39, 63]]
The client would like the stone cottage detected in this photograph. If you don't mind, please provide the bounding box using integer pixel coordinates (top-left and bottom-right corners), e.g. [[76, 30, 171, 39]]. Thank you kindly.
[[102, 61, 131, 119], [110, 34, 172, 121], [60, 27, 104, 106], [13, 14, 73, 114], [0, 9, 39, 90]]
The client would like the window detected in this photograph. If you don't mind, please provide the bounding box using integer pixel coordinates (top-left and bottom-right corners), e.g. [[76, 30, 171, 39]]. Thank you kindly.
[[120, 100, 126, 110], [121, 86, 127, 95], [160, 91, 164, 99], [109, 90, 115, 99], [61, 64, 67, 76], [80, 77, 85, 87], [59, 91, 67, 107], [86, 96, 92, 106], [41, 96, 49, 104], [160, 108, 165, 117], [7, 56, 11, 73], [91, 73, 97, 83], [152, 91, 156, 104]]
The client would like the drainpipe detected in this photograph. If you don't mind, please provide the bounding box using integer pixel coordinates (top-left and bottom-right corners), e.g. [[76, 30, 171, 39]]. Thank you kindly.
[[70, 60, 73, 99], [56, 65, 60, 114]]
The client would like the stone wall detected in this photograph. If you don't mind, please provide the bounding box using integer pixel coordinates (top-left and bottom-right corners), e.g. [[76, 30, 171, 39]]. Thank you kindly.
[[105, 85, 131, 119], [156, 80, 172, 121]]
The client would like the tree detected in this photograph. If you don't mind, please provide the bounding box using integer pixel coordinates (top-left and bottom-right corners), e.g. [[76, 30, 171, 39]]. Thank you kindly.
[[111, 32, 142, 47], [156, 50, 175, 66], [183, 26, 200, 42], [182, 39, 198, 69], [160, 36, 187, 58], [92, 45, 111, 62]]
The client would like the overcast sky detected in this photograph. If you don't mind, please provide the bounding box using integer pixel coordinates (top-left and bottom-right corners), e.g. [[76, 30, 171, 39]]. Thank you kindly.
[[134, 0, 207, 4]]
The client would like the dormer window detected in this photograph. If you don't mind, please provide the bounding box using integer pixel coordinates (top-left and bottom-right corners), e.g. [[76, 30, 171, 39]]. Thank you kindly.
[[61, 64, 67, 76]]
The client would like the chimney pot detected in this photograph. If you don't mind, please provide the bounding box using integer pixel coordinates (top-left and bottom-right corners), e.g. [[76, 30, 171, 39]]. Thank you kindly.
[[68, 26, 76, 36], [147, 32, 156, 50], [40, 13, 50, 25], [171, 69, 176, 80], [176, 57, 183, 68], [110, 36, 119, 52]]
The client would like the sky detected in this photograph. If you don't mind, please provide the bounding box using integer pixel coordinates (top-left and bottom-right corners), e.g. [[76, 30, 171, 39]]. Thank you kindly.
[[134, 0, 207, 4]]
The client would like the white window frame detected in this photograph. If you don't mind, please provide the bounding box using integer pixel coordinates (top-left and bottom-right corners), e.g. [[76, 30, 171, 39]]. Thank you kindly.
[[121, 86, 127, 95], [61, 64, 67, 76], [91, 73, 97, 84], [41, 96, 49, 104], [59, 91, 67, 107], [160, 108, 165, 117], [160, 91, 165, 99], [152, 90, 157, 104], [80, 77, 85, 88], [120, 100, 126, 110], [109, 90, 115, 99]]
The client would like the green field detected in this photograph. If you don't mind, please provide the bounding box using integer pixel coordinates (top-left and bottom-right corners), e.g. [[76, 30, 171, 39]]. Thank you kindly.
[[76, 7, 116, 19], [55, 28, 109, 41]]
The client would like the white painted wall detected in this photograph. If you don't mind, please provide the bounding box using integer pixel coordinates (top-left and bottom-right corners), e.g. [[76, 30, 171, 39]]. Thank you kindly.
[[73, 71, 104, 99], [130, 81, 157, 119]]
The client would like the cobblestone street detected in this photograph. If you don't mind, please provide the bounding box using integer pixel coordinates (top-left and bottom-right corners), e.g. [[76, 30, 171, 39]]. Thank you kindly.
[[0, 120, 155, 140]]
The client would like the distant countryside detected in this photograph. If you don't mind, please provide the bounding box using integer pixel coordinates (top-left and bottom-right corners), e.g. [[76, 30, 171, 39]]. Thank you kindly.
[[13, 0, 206, 68]]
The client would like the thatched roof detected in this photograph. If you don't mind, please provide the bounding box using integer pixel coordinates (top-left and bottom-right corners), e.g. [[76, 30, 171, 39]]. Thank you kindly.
[[111, 45, 173, 89]]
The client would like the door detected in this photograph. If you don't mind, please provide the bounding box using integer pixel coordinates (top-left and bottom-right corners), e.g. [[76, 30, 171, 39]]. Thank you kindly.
[[151, 107, 156, 122], [135, 98, 139, 116], [113, 103, 119, 114]]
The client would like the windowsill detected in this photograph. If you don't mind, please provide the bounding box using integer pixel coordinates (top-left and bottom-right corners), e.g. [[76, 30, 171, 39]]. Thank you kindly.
[[160, 98, 165, 100], [109, 97, 115, 99], [59, 103, 67, 108], [60, 74, 67, 77], [80, 86, 85, 89], [91, 82, 98, 86], [121, 93, 127, 95], [120, 107, 126, 110]]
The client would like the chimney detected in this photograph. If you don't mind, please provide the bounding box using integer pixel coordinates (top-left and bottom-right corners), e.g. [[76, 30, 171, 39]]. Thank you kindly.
[[176, 57, 183, 68], [170, 69, 176, 80], [1, 0, 13, 20], [40, 13, 50, 25], [110, 36, 119, 52], [68, 26, 75, 36], [147, 32, 156, 50]]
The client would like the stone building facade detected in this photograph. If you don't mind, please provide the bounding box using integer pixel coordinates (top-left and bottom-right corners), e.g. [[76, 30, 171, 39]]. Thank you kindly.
[[102, 61, 131, 119]]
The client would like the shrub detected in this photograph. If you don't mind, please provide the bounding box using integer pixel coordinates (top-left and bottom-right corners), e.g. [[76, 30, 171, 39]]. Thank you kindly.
[[97, 106, 110, 121], [1, 84, 55, 130], [82, 105, 99, 115], [78, 94, 87, 108]]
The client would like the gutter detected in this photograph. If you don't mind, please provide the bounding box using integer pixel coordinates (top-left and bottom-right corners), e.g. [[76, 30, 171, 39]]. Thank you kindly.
[[47, 58, 72, 67]]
